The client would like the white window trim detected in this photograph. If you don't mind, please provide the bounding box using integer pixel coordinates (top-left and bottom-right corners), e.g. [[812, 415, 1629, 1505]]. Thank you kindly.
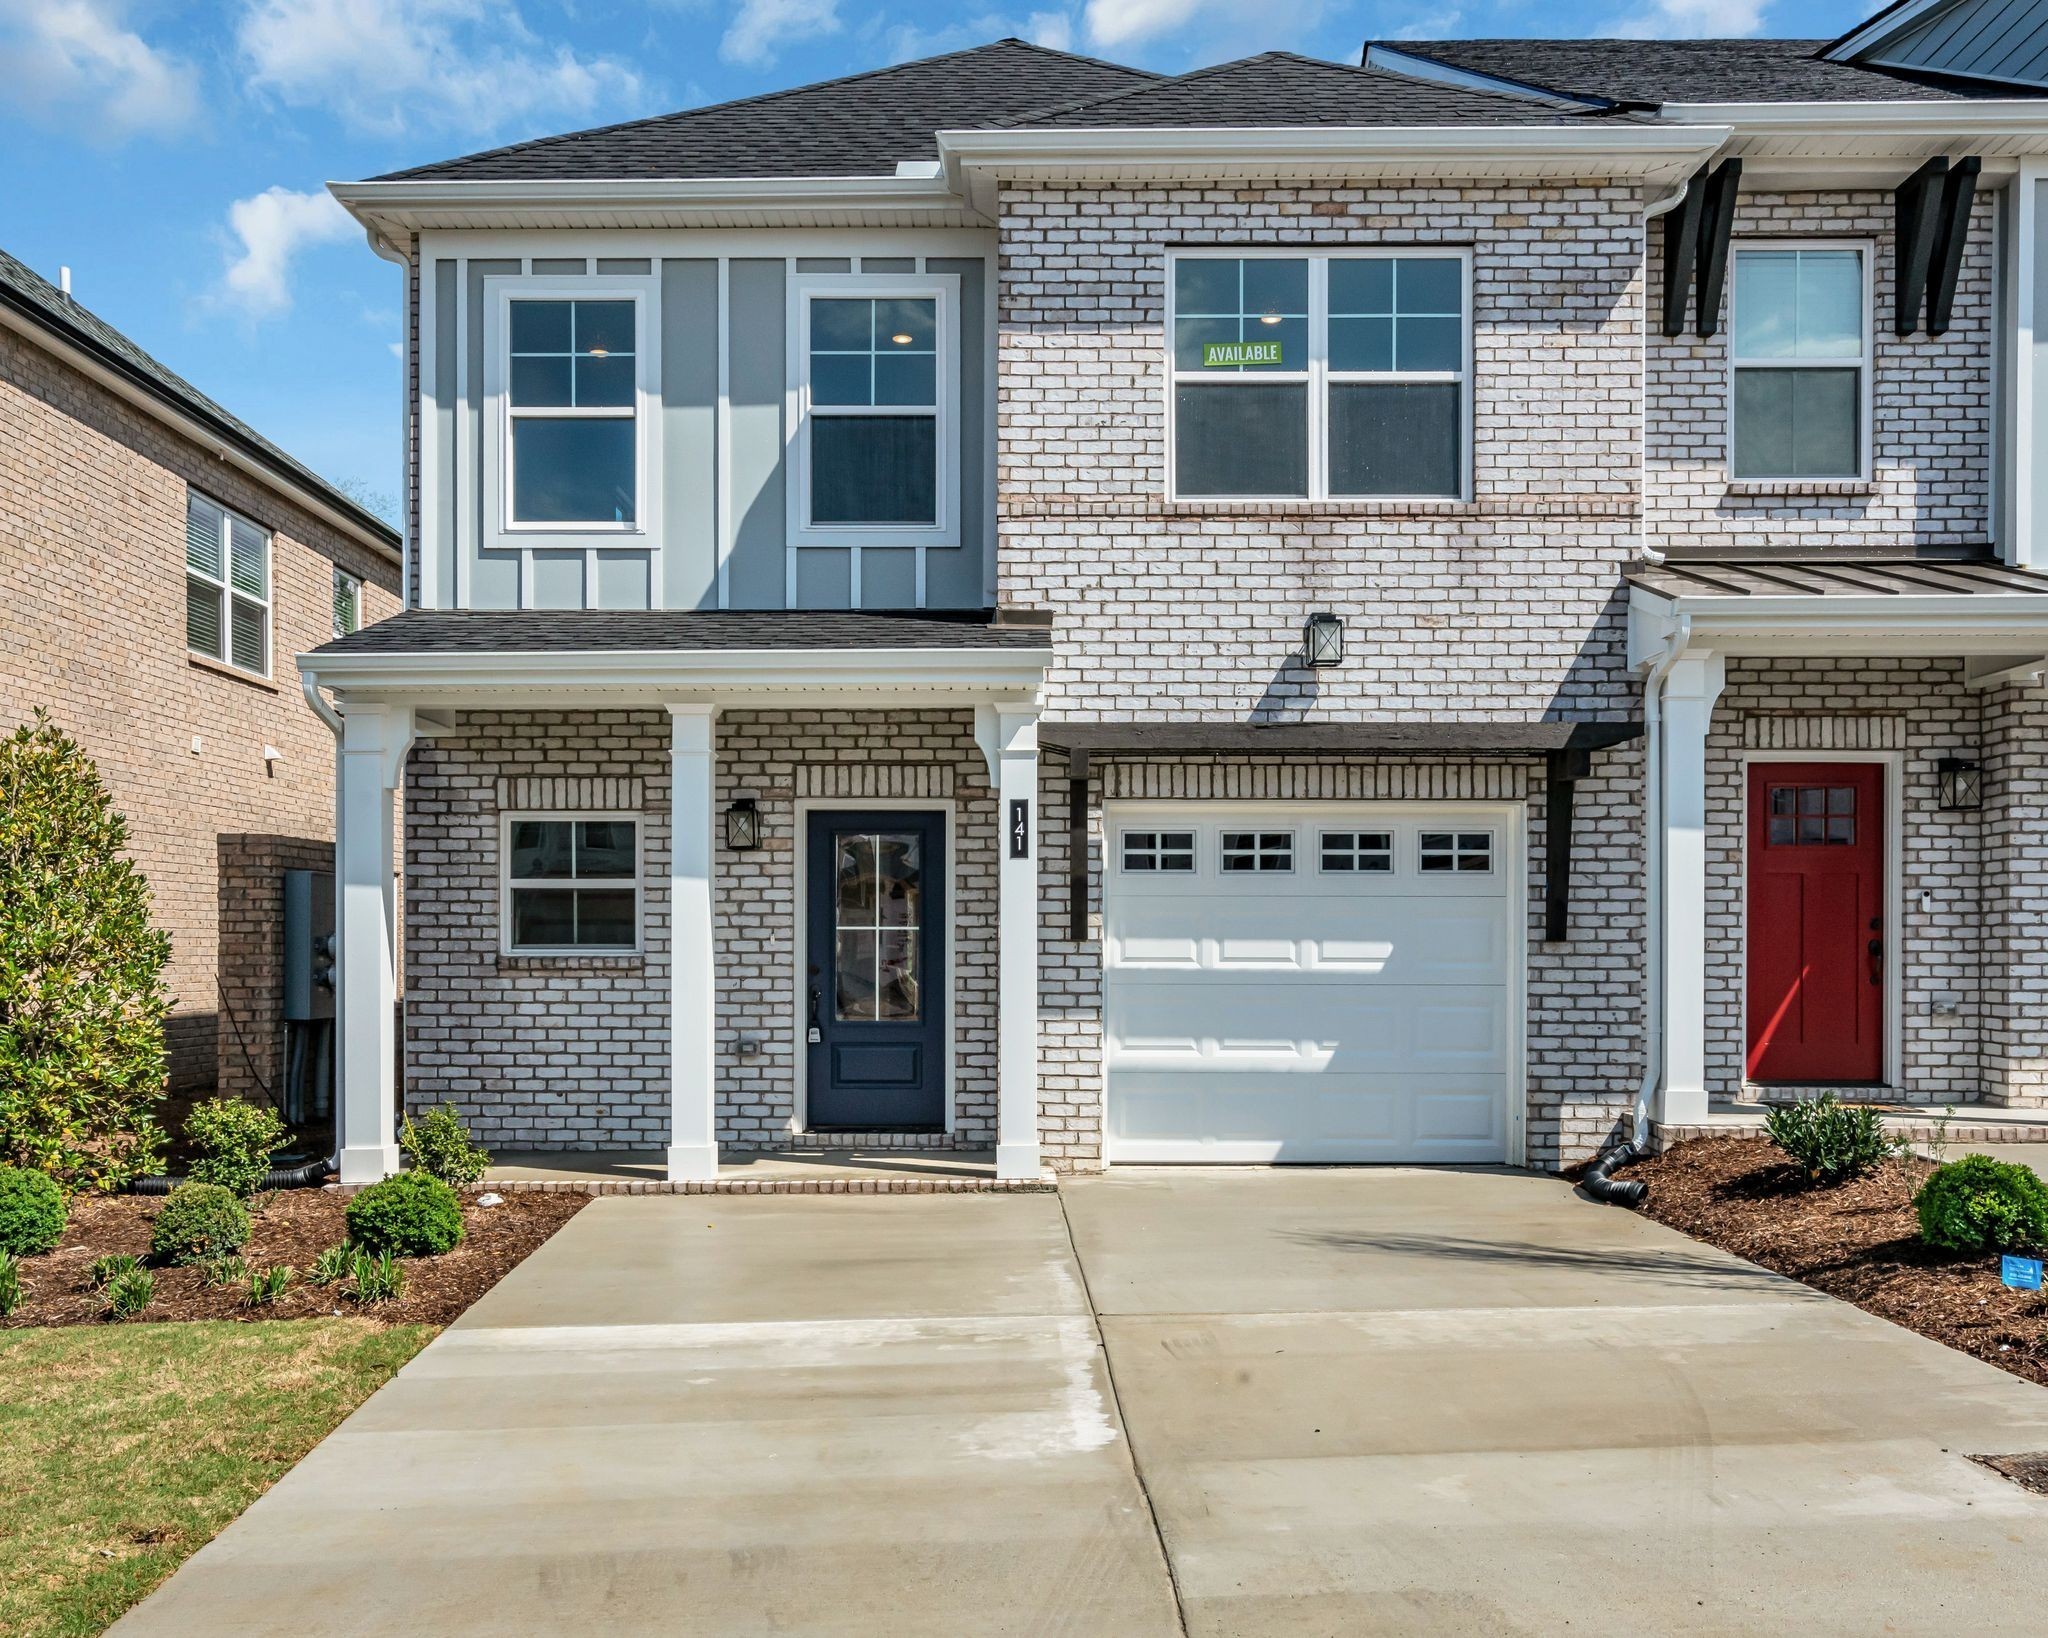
[[785, 272, 961, 549], [481, 275, 662, 552], [333, 567, 363, 638], [498, 811, 644, 957], [1164, 247, 1474, 505], [186, 491, 272, 679], [1727, 239, 1874, 483]]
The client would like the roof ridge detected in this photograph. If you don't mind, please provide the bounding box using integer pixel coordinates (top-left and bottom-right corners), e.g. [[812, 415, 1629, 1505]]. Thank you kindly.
[[990, 50, 1313, 128], [372, 39, 1156, 183]]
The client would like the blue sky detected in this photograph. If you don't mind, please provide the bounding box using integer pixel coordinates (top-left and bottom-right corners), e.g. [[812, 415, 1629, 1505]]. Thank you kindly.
[[1, 0, 1874, 519]]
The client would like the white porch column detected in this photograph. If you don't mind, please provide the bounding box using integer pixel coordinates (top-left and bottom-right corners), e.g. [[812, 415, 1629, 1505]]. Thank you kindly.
[[994, 706, 1042, 1181], [667, 705, 719, 1182], [1660, 651, 1725, 1126], [336, 701, 412, 1183], [2004, 159, 2046, 571]]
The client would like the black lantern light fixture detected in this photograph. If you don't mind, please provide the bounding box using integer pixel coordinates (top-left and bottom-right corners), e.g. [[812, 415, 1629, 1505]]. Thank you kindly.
[[1936, 757, 1984, 812], [724, 797, 761, 850], [1303, 611, 1344, 669]]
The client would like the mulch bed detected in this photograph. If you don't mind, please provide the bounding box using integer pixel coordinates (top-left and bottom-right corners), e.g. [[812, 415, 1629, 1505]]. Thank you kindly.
[[1615, 1137, 2048, 1389], [4, 1187, 586, 1330]]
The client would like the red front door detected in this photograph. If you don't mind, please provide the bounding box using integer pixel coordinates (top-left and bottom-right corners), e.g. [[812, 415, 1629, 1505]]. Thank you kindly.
[[1746, 762, 1884, 1083]]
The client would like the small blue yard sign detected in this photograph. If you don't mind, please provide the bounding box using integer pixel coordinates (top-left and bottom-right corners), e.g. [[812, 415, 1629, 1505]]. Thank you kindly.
[[2000, 1254, 2043, 1292]]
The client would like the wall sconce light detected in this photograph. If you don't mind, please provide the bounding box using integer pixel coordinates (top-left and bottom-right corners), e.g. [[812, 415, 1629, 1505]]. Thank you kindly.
[[1303, 611, 1344, 668], [1936, 757, 1983, 812], [724, 798, 761, 850]]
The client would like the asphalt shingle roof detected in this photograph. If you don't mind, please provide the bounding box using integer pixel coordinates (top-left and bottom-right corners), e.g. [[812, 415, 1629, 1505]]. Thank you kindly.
[[1374, 36, 2047, 105], [374, 40, 1157, 182], [0, 246, 398, 550], [1002, 50, 1648, 128], [308, 608, 1054, 657]]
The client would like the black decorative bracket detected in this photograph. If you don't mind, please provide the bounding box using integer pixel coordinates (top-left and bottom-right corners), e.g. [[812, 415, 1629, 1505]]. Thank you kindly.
[[1693, 157, 1743, 340], [1068, 750, 1090, 944], [1895, 155, 1980, 337], [1544, 747, 1592, 943]]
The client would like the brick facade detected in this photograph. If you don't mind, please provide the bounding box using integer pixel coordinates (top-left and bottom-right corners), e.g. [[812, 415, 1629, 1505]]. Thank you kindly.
[[403, 709, 1001, 1152], [0, 324, 401, 1098]]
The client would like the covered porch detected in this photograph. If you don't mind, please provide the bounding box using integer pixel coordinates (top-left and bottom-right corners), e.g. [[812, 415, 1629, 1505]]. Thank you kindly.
[[300, 610, 1053, 1186], [1629, 558, 2048, 1133]]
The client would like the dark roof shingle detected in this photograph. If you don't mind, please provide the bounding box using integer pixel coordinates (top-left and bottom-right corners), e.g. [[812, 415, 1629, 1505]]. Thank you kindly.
[[1004, 50, 1646, 128], [0, 247, 398, 550], [1373, 37, 2045, 105], [308, 608, 1054, 657], [374, 40, 1156, 182]]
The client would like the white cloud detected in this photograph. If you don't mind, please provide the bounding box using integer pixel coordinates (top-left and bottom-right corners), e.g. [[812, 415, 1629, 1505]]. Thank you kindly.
[[1603, 0, 1766, 37], [1082, 0, 1315, 50], [1082, 0, 1204, 47], [722, 0, 842, 68], [0, 0, 200, 141], [219, 186, 357, 319], [236, 0, 647, 137], [1028, 9, 1076, 49]]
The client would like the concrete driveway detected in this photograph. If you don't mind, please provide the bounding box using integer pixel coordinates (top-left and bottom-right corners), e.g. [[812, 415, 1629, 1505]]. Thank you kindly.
[[116, 1169, 2048, 1635]]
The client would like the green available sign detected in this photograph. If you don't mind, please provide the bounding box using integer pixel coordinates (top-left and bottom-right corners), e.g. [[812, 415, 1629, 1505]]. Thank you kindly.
[[1202, 340, 1282, 367]]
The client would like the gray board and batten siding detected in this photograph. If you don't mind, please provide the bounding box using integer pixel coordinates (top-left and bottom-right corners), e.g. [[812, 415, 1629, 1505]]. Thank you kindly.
[[1864, 0, 2048, 91], [422, 245, 993, 613]]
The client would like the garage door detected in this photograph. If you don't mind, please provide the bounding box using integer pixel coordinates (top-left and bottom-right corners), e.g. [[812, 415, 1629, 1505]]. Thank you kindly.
[[1104, 804, 1515, 1164]]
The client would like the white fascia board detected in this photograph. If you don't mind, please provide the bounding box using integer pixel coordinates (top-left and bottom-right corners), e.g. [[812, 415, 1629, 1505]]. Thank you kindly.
[[937, 122, 1727, 181], [1629, 583, 2048, 656], [1660, 100, 2048, 140], [329, 172, 971, 232], [297, 644, 1051, 696], [0, 301, 401, 565]]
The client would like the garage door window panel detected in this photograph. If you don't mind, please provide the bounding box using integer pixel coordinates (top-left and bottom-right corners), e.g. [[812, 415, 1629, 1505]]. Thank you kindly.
[[1221, 832, 1294, 873], [1420, 831, 1494, 874], [1122, 830, 1196, 873], [1320, 831, 1394, 873]]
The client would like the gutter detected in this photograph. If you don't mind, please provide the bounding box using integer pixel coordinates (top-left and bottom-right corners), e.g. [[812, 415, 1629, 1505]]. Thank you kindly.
[[0, 292, 400, 565]]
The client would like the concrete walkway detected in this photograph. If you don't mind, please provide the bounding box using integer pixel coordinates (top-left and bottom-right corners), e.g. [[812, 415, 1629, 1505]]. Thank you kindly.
[[116, 1168, 2048, 1635]]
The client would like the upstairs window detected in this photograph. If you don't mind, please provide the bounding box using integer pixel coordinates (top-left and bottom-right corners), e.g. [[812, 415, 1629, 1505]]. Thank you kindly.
[[333, 569, 362, 638], [791, 275, 959, 547], [185, 493, 269, 676], [502, 293, 642, 529], [1169, 251, 1468, 502], [1731, 246, 1866, 481]]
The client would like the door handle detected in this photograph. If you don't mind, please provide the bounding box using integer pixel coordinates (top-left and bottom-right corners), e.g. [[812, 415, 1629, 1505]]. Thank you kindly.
[[807, 987, 823, 1045], [1868, 938, 1883, 986]]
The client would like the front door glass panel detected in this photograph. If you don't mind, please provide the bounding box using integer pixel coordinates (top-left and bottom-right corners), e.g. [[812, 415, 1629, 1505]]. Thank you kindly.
[[833, 831, 922, 1023]]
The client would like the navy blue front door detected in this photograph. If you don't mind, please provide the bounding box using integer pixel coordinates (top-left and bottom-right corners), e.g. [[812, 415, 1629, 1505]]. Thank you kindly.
[[805, 811, 946, 1131]]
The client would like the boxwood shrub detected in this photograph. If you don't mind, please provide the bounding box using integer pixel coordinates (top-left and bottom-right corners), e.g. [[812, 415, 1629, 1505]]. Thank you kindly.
[[148, 1182, 251, 1265], [344, 1171, 464, 1257], [0, 1164, 67, 1256], [1915, 1154, 2048, 1254]]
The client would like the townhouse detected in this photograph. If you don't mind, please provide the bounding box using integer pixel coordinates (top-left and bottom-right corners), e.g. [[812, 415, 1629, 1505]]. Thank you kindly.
[[306, 6, 2048, 1183]]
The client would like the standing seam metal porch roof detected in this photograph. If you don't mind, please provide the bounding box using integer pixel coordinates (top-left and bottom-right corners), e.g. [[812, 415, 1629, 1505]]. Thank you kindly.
[[1629, 559, 2048, 599]]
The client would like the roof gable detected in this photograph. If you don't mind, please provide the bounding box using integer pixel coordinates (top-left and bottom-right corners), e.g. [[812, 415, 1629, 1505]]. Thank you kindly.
[[1853, 0, 2048, 91], [374, 40, 1157, 183], [1000, 50, 1644, 129]]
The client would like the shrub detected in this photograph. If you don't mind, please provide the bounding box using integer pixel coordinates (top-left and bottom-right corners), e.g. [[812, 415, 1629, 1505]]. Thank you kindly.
[[0, 1249, 19, 1317], [344, 1172, 464, 1258], [1763, 1093, 1896, 1184], [184, 1099, 288, 1198], [148, 1182, 250, 1265], [1916, 1155, 2048, 1254], [399, 1104, 491, 1187], [86, 1252, 138, 1289], [245, 1264, 293, 1306], [308, 1243, 352, 1287], [0, 1164, 67, 1256], [0, 711, 172, 1189], [347, 1248, 405, 1305], [103, 1266, 153, 1318]]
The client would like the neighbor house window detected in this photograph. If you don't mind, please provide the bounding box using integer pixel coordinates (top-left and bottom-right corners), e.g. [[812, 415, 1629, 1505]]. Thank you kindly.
[[1731, 246, 1866, 480], [505, 296, 639, 526], [502, 815, 641, 953], [185, 492, 269, 676], [791, 275, 959, 546], [1169, 251, 1468, 501], [332, 569, 362, 638]]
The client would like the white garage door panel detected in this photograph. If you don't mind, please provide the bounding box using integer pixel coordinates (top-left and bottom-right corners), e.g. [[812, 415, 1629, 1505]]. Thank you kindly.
[[1104, 803, 1516, 1166], [1108, 895, 1505, 985]]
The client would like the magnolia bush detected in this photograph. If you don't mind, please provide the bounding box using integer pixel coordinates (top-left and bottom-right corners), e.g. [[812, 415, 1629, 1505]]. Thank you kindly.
[[0, 711, 172, 1188]]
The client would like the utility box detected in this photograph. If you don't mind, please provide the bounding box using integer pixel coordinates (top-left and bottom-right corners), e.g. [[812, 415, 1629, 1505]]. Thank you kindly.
[[282, 869, 336, 1023]]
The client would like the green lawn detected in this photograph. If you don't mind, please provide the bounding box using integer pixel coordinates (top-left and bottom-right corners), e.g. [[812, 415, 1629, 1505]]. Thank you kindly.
[[0, 1319, 434, 1638]]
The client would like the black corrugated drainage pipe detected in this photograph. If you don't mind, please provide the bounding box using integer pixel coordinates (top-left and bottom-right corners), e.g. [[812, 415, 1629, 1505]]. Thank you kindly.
[[129, 1159, 331, 1196], [1580, 1142, 1647, 1208]]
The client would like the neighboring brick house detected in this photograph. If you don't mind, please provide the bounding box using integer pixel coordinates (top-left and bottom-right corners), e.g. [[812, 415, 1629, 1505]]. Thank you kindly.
[[0, 248, 402, 1117], [305, 16, 2048, 1185]]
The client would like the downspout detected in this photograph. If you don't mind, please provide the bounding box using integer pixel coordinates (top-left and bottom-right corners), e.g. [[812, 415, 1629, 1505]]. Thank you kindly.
[[303, 669, 347, 1175]]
